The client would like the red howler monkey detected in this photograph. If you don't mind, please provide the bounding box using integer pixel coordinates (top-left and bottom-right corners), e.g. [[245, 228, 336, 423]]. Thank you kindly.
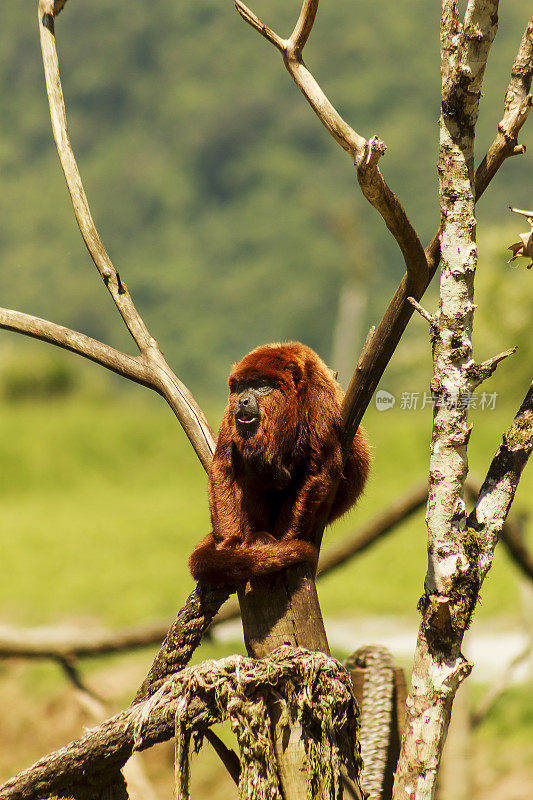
[[189, 342, 370, 586]]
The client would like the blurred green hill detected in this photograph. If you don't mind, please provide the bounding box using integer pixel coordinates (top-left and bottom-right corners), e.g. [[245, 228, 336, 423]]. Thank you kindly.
[[1, 0, 531, 402]]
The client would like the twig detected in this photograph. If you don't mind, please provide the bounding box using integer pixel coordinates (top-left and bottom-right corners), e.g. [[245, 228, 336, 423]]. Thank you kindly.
[[57, 655, 105, 704], [407, 297, 436, 327], [465, 347, 517, 387]]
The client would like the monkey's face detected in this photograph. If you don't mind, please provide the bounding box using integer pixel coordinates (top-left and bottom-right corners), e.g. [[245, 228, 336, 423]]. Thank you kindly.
[[221, 343, 329, 472], [226, 369, 300, 471], [232, 378, 276, 438]]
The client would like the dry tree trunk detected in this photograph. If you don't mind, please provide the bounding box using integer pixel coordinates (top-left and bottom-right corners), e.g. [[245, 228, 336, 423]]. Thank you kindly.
[[393, 4, 533, 799]]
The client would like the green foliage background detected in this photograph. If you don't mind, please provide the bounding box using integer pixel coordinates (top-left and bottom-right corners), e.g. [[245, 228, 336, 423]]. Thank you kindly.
[[1, 0, 531, 402]]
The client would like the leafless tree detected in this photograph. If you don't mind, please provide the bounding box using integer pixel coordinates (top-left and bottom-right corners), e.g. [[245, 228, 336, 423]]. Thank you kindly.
[[0, 1, 532, 799]]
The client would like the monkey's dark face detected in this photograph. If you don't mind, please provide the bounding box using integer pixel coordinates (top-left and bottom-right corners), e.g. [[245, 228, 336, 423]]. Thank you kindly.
[[223, 345, 310, 469], [231, 378, 276, 438]]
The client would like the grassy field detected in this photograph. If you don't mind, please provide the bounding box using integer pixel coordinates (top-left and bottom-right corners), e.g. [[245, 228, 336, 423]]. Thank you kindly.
[[1, 381, 532, 794], [1, 382, 531, 627]]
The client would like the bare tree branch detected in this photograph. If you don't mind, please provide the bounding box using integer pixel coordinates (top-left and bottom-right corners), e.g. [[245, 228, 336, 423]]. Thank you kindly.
[[465, 481, 533, 581], [203, 730, 240, 786], [234, 0, 428, 288], [341, 8, 533, 454], [289, 0, 319, 53], [0, 308, 155, 388], [468, 382, 533, 581], [38, 0, 152, 353], [0, 620, 175, 660], [22, 0, 217, 470], [394, 383, 532, 800], [475, 14, 533, 201]]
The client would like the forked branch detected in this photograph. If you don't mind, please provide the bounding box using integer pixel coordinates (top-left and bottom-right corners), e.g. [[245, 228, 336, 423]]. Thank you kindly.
[[392, 2, 527, 797], [0, 0, 216, 470], [393, 383, 533, 800]]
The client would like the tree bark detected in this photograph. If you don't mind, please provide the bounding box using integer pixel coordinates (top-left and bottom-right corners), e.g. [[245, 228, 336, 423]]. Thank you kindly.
[[393, 3, 501, 798], [238, 563, 330, 799]]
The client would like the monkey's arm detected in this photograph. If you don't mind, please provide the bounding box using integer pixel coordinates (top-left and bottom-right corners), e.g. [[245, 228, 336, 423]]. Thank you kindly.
[[190, 458, 319, 585], [189, 453, 324, 586], [207, 457, 251, 543], [273, 467, 338, 543]]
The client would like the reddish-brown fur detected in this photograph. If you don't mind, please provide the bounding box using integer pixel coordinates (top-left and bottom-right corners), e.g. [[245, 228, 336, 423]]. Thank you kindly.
[[189, 342, 370, 586]]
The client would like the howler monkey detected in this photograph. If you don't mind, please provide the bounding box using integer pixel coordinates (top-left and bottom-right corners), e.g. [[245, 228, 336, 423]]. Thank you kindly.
[[189, 342, 370, 586]]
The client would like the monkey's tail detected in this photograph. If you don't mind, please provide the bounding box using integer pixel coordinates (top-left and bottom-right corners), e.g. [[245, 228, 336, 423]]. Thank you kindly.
[[189, 533, 318, 587]]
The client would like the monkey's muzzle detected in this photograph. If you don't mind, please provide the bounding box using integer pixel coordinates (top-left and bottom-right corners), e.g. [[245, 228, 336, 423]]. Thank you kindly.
[[235, 391, 260, 434]]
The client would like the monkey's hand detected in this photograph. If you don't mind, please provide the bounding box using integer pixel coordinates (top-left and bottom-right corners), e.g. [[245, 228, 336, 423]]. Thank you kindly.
[[188, 531, 318, 586]]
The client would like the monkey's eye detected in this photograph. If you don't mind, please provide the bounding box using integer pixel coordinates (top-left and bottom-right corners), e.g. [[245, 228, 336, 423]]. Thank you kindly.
[[230, 379, 276, 395], [253, 380, 275, 395]]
